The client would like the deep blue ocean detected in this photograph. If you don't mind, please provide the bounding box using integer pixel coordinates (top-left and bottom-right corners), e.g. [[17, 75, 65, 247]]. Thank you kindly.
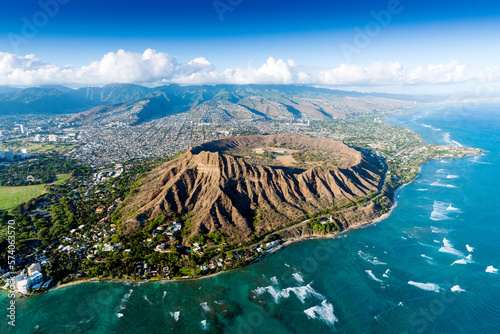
[[1, 103, 499, 334]]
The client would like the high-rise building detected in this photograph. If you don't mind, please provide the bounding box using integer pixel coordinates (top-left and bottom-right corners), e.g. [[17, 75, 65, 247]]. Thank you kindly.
[[27, 263, 41, 276], [48, 134, 58, 142], [20, 124, 25, 134], [20, 148, 29, 158], [4, 148, 14, 162]]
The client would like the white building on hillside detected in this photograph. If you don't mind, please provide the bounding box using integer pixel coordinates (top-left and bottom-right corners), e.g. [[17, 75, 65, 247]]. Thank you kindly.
[[27, 263, 41, 276]]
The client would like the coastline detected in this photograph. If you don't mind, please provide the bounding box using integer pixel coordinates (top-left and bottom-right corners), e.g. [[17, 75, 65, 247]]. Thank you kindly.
[[8, 133, 482, 297], [49, 184, 408, 292]]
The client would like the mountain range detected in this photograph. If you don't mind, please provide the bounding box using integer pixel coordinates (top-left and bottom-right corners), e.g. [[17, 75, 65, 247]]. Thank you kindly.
[[0, 84, 420, 123]]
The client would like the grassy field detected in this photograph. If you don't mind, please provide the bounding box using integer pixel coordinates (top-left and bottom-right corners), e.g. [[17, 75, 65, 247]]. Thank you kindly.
[[52, 173, 71, 185], [0, 174, 71, 211], [0, 139, 77, 154]]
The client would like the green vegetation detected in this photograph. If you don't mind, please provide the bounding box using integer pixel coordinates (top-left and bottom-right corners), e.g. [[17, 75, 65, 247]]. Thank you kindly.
[[0, 138, 76, 154], [0, 174, 71, 210], [0, 154, 85, 186], [0, 184, 46, 211]]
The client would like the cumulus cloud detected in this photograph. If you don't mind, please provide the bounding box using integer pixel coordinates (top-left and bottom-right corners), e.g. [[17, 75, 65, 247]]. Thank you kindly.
[[0, 49, 498, 88]]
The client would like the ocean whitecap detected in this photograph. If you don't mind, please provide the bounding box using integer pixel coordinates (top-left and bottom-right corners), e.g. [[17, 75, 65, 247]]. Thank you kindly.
[[439, 238, 464, 257], [408, 281, 441, 293], [170, 311, 180, 322], [366, 270, 383, 283], [486, 266, 498, 274], [451, 259, 468, 266], [292, 272, 305, 284], [358, 250, 387, 265], [451, 285, 465, 292], [304, 300, 338, 327], [281, 283, 324, 304], [200, 302, 211, 312]]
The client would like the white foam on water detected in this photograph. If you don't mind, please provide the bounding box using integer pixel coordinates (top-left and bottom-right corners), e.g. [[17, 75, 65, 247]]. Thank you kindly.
[[446, 204, 461, 212], [270, 276, 278, 285], [170, 311, 180, 322], [281, 283, 325, 304], [382, 269, 390, 278], [401, 236, 407, 240], [431, 201, 459, 221], [466, 254, 472, 260], [430, 182, 457, 188], [117, 289, 134, 313], [431, 226, 449, 234], [253, 286, 281, 303], [398, 302, 404, 306], [443, 132, 462, 147], [451, 285, 465, 292], [486, 266, 498, 273], [200, 320, 208, 331], [421, 124, 441, 131], [434, 240, 441, 243], [366, 270, 383, 283], [451, 259, 468, 266], [466, 244, 474, 252], [292, 272, 305, 284], [117, 313, 124, 318], [417, 188, 429, 191], [421, 254, 433, 260], [200, 302, 211, 312], [440, 160, 450, 163], [436, 169, 447, 173], [358, 250, 387, 265], [303, 300, 338, 327], [162, 291, 167, 303], [143, 295, 153, 306], [255, 282, 325, 304], [439, 238, 465, 257], [284, 263, 290, 268], [408, 281, 441, 293], [446, 175, 459, 179]]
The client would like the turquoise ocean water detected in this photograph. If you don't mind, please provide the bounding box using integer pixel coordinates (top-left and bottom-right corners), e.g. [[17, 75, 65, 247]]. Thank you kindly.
[[1, 104, 499, 333]]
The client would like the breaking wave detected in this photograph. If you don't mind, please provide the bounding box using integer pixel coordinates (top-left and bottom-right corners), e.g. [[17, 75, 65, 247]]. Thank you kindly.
[[358, 250, 387, 265], [430, 182, 457, 188], [421, 124, 441, 131], [170, 311, 180, 322], [431, 201, 460, 221], [408, 281, 441, 293], [200, 302, 211, 312], [304, 300, 338, 327], [486, 266, 498, 273], [443, 132, 462, 147], [366, 270, 383, 283], [451, 285, 465, 292], [439, 238, 465, 257], [254, 282, 324, 304], [292, 272, 305, 284]]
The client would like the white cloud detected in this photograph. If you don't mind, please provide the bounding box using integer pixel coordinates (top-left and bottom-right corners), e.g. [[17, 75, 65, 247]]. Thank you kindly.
[[0, 49, 499, 89]]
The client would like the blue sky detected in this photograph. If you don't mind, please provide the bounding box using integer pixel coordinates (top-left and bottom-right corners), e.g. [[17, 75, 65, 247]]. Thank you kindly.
[[1, 0, 500, 93]]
